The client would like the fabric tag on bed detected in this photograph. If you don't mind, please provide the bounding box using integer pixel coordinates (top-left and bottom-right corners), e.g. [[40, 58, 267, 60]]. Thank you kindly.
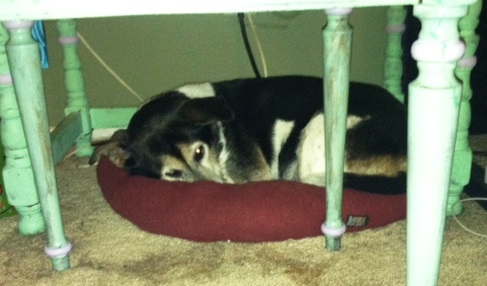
[[346, 215, 369, 227]]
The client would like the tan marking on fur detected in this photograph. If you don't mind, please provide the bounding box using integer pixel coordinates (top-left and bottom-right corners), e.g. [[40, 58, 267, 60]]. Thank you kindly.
[[248, 146, 273, 181], [89, 129, 129, 167], [160, 155, 191, 181], [346, 115, 367, 129], [215, 122, 233, 183], [176, 142, 224, 182], [177, 142, 219, 171], [345, 155, 407, 177], [222, 142, 272, 184], [177, 144, 194, 163], [161, 155, 188, 170]]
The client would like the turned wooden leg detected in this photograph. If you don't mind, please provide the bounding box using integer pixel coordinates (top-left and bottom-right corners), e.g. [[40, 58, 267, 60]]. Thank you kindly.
[[407, 2, 473, 284], [0, 22, 45, 236], [3, 20, 72, 271], [448, 0, 482, 216], [57, 19, 93, 157], [321, 8, 352, 251], [384, 5, 406, 102]]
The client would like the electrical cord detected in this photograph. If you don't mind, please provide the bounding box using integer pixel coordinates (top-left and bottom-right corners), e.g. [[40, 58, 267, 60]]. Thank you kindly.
[[238, 13, 262, 78], [452, 197, 487, 238], [247, 14, 268, 77], [77, 32, 144, 103]]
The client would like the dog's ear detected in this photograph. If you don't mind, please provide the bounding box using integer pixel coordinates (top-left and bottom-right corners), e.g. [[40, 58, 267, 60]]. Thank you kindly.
[[180, 97, 234, 125], [89, 129, 130, 167]]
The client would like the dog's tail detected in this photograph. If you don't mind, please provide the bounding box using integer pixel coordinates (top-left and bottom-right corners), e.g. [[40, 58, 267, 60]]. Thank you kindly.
[[343, 172, 407, 195]]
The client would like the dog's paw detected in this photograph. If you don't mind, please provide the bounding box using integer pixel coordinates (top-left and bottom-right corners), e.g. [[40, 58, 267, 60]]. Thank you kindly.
[[89, 129, 129, 168]]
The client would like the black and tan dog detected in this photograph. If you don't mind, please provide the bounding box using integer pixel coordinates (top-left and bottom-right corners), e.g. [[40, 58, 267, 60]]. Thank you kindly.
[[91, 76, 407, 194]]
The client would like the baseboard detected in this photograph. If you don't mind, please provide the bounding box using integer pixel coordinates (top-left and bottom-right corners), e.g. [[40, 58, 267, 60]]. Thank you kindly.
[[92, 128, 119, 143]]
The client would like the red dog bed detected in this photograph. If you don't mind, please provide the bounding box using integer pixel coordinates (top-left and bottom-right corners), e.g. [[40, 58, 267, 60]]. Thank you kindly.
[[97, 157, 406, 242]]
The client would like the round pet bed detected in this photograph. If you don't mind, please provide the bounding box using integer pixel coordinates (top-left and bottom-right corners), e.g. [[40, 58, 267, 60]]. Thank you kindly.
[[97, 157, 406, 242]]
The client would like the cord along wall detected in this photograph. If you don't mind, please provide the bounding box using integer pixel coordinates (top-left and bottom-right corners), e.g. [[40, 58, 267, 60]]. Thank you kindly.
[[40, 9, 388, 126]]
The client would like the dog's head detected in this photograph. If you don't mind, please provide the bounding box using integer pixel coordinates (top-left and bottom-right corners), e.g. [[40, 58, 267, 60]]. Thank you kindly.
[[119, 91, 234, 182]]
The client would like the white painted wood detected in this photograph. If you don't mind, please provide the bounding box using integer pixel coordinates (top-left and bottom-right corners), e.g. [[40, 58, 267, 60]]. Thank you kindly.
[[407, 4, 469, 285], [0, 0, 418, 21], [322, 7, 352, 251]]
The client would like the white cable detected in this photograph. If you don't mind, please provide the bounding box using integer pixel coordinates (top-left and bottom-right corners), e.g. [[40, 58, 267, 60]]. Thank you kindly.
[[63, 145, 93, 160], [247, 14, 268, 77], [452, 197, 487, 238], [76, 32, 144, 103]]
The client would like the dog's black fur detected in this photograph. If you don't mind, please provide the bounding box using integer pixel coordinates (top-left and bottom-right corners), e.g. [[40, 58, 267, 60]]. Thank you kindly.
[[92, 76, 407, 194]]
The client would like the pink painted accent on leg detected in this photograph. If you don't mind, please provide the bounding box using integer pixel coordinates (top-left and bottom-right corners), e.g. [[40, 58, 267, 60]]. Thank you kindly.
[[457, 56, 477, 68], [321, 223, 346, 238], [0, 74, 12, 85], [58, 36, 80, 45], [44, 242, 73, 258], [386, 24, 406, 33]]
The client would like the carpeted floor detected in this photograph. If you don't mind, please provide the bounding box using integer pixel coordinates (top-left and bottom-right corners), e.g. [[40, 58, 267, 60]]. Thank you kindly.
[[1, 154, 486, 286]]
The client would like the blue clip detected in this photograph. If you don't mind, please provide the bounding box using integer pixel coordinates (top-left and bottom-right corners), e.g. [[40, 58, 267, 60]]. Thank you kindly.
[[32, 21, 49, 69]]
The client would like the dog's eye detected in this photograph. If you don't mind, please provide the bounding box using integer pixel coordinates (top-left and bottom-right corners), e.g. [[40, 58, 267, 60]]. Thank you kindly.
[[194, 145, 205, 162], [164, 169, 183, 178]]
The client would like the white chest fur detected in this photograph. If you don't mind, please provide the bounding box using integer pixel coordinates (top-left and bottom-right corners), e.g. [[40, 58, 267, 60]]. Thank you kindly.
[[271, 119, 295, 178], [296, 113, 364, 186]]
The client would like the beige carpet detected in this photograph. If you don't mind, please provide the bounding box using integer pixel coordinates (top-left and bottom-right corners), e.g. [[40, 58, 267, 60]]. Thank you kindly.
[[1, 156, 486, 286]]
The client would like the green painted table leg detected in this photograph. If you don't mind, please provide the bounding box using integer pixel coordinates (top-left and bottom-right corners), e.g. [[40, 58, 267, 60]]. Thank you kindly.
[[321, 8, 352, 251], [384, 6, 406, 103], [0, 23, 45, 235], [0, 137, 16, 217], [4, 20, 72, 271], [57, 19, 93, 157], [407, 3, 473, 285], [449, 0, 482, 216]]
